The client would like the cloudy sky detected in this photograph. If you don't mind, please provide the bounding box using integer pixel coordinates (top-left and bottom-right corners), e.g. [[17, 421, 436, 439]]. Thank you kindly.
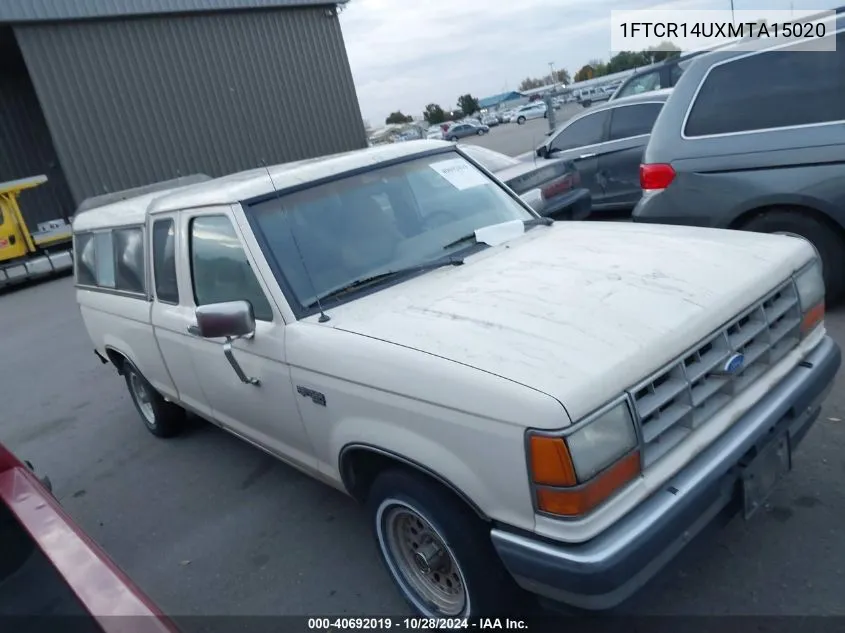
[[340, 0, 838, 124]]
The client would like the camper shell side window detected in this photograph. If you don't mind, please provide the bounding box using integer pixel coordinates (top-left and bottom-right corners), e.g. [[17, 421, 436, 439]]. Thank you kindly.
[[74, 225, 147, 298]]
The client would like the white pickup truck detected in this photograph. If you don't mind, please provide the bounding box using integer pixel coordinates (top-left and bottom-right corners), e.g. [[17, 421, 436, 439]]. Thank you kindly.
[[73, 140, 840, 618]]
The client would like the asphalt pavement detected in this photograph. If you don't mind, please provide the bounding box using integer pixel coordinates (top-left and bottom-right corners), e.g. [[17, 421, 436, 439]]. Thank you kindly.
[[459, 103, 585, 159], [2, 142, 845, 624]]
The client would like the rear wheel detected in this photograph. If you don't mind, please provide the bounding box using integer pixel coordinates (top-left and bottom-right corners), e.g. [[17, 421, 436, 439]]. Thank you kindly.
[[448, 136, 458, 142], [368, 469, 522, 618], [123, 361, 186, 438], [741, 209, 845, 303]]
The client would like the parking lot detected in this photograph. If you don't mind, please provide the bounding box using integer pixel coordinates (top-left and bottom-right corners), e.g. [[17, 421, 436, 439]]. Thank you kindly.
[[457, 103, 584, 158]]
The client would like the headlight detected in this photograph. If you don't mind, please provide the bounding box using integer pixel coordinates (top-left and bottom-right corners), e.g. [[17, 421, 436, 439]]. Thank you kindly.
[[793, 258, 825, 336], [567, 401, 639, 480], [527, 399, 641, 517]]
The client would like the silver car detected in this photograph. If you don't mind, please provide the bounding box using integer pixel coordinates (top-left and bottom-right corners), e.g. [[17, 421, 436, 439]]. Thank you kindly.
[[444, 122, 489, 141]]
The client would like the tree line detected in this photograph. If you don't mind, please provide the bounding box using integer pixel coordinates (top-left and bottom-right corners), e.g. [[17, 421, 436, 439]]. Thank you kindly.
[[382, 43, 682, 127]]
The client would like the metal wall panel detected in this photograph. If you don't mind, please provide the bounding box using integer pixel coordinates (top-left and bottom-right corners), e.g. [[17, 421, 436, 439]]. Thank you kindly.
[[14, 7, 366, 205], [0, 27, 75, 225], [0, 0, 343, 24]]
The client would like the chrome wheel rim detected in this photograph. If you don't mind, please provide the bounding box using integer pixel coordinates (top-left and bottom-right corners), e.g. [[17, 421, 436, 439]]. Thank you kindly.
[[377, 500, 468, 616], [128, 369, 155, 425]]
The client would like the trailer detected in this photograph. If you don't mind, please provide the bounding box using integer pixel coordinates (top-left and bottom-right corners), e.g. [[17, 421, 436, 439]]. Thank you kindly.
[[0, 175, 74, 289]]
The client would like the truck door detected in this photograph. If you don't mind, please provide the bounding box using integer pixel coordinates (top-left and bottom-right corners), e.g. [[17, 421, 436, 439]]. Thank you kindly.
[[148, 214, 214, 419], [178, 206, 317, 472]]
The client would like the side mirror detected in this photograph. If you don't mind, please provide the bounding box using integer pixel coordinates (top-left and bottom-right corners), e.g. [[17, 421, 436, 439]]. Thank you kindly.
[[195, 301, 256, 339], [536, 146, 549, 159]]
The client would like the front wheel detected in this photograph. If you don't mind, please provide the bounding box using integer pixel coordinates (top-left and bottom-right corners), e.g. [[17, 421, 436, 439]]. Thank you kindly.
[[477, 129, 485, 135], [741, 209, 845, 303], [517, 116, 526, 125], [369, 469, 522, 618], [448, 136, 458, 142], [124, 361, 186, 438]]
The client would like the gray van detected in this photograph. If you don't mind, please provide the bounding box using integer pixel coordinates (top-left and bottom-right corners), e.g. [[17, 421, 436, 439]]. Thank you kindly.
[[633, 17, 845, 301]]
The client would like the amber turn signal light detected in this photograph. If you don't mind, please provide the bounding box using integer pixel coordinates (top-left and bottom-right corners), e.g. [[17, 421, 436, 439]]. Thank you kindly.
[[801, 302, 824, 336], [528, 435, 577, 487], [535, 451, 641, 517]]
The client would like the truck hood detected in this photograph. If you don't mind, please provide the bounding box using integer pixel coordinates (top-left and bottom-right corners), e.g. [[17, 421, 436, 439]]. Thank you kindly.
[[325, 222, 815, 425]]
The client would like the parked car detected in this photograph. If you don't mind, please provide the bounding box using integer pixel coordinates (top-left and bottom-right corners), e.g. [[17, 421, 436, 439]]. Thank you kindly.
[[73, 140, 840, 619], [481, 114, 500, 127], [0, 442, 179, 631], [534, 90, 671, 216], [633, 19, 845, 302], [460, 145, 591, 221], [425, 125, 444, 140], [575, 86, 612, 108], [511, 102, 547, 124], [498, 109, 515, 123], [445, 122, 489, 141]]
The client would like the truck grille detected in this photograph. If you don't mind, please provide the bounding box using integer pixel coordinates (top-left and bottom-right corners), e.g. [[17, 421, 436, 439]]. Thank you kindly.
[[630, 279, 802, 466]]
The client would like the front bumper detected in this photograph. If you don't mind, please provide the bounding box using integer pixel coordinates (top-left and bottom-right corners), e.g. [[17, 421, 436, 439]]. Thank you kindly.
[[491, 335, 841, 610]]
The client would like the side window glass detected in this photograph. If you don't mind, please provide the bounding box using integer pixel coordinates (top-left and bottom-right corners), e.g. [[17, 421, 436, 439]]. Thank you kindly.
[[94, 232, 115, 288], [608, 103, 663, 140], [153, 219, 179, 304], [550, 110, 609, 152], [75, 233, 97, 286], [617, 70, 661, 98], [190, 215, 274, 322], [685, 33, 845, 136], [114, 228, 145, 293]]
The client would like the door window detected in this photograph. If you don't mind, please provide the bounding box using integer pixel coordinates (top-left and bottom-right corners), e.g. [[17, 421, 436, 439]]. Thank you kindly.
[[190, 215, 274, 322], [153, 219, 179, 304], [549, 110, 609, 152], [685, 32, 845, 136], [608, 103, 663, 141]]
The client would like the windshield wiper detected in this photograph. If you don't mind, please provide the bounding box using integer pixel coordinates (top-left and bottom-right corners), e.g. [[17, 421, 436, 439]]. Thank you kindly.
[[524, 217, 554, 227], [307, 255, 465, 308], [443, 217, 553, 251]]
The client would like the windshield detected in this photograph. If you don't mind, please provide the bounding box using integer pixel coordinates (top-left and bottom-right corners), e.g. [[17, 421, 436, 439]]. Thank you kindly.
[[246, 152, 535, 311]]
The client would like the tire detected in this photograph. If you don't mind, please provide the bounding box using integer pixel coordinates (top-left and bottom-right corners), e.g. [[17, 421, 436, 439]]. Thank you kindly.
[[448, 136, 458, 142], [741, 209, 845, 303], [368, 469, 523, 618], [123, 361, 186, 438], [477, 129, 485, 136], [517, 116, 526, 125]]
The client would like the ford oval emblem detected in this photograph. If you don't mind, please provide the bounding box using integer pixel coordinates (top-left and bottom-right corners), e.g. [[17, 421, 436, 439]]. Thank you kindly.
[[723, 353, 745, 375]]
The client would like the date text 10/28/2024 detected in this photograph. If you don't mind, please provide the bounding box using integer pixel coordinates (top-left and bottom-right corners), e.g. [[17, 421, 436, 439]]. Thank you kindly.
[[308, 618, 529, 631]]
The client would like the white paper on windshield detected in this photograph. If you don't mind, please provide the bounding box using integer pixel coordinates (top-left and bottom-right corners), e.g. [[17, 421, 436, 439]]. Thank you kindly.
[[430, 158, 488, 190], [474, 220, 525, 247]]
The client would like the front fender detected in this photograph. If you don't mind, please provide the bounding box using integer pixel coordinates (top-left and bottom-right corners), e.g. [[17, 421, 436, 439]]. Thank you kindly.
[[329, 415, 536, 532]]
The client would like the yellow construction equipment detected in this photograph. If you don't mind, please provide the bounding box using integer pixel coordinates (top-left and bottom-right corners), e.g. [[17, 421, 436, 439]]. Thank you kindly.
[[0, 175, 73, 288]]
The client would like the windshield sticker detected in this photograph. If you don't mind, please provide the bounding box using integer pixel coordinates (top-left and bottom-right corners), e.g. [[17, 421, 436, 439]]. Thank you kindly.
[[430, 158, 488, 190]]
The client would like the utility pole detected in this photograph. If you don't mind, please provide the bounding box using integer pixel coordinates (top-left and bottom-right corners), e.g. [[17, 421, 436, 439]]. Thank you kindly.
[[730, 0, 735, 25], [548, 61, 556, 87]]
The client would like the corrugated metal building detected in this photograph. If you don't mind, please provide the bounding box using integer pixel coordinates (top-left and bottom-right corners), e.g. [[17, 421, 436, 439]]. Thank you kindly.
[[0, 0, 365, 226]]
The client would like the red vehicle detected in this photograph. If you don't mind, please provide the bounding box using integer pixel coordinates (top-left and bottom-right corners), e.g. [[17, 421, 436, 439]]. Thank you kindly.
[[0, 442, 179, 632]]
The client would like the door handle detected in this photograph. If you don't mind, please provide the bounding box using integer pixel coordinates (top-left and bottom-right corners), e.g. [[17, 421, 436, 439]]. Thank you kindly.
[[578, 153, 597, 160], [187, 325, 201, 337]]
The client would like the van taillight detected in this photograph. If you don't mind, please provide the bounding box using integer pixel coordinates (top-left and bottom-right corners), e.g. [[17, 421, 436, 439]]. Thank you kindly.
[[640, 163, 676, 190]]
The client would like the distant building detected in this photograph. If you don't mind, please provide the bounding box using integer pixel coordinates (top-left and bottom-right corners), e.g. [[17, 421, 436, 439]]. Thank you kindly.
[[477, 91, 526, 111], [0, 0, 365, 225]]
